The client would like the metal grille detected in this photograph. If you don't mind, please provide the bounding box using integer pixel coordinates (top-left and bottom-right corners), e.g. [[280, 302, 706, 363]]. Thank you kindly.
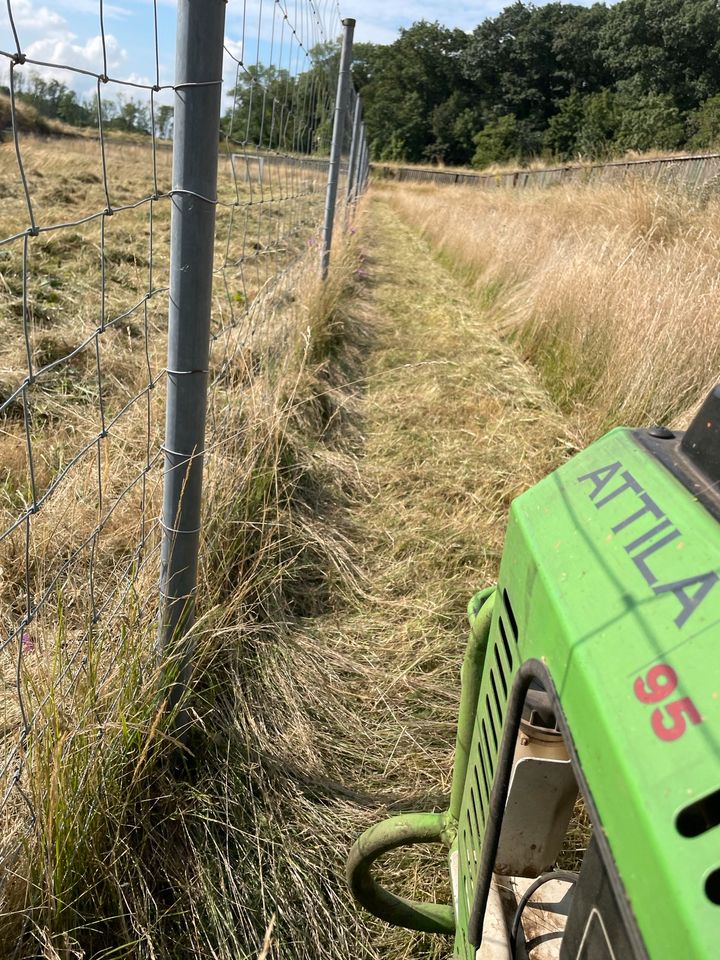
[[456, 588, 520, 959], [216, 1, 349, 348]]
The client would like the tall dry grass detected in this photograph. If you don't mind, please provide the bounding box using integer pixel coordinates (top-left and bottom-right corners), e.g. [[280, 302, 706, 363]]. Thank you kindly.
[[375, 146, 718, 179], [0, 134, 374, 959], [0, 237, 380, 959], [383, 179, 720, 439]]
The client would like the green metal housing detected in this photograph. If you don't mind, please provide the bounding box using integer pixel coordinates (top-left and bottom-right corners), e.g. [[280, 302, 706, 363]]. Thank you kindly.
[[453, 427, 720, 959]]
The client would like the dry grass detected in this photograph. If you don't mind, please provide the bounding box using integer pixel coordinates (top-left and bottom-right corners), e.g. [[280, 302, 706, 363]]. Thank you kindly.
[[373, 146, 720, 179], [381, 179, 720, 441], [0, 131, 660, 960], [0, 134, 277, 753], [0, 131, 361, 958], [0, 96, 66, 138], [373, 157, 554, 177], [0, 132, 576, 957], [0, 133, 328, 664], [0, 232, 374, 959], [293, 195, 571, 960]]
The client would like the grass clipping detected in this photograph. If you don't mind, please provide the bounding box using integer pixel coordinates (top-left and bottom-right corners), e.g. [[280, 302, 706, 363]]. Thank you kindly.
[[0, 236, 378, 959]]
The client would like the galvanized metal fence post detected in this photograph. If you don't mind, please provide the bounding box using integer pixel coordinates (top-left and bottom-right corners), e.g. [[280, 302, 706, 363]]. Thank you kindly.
[[158, 0, 227, 698], [321, 17, 355, 279], [359, 127, 368, 193], [361, 135, 369, 197], [346, 94, 363, 208]]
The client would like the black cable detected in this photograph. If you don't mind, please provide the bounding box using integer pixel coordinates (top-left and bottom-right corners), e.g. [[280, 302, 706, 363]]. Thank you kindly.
[[509, 870, 579, 954]]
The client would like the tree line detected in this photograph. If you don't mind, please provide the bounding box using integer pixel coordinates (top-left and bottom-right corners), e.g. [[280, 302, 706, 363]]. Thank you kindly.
[[3, 45, 337, 154], [2, 73, 174, 139], [9, 2, 719, 171], [352, 0, 720, 167], [219, 43, 338, 154]]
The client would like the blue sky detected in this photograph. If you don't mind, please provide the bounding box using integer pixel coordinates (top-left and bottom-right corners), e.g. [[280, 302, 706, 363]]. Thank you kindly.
[[1, 0, 598, 107]]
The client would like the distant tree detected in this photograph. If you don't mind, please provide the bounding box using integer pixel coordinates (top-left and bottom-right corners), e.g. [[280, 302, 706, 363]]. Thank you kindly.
[[223, 64, 296, 150], [429, 91, 482, 165], [687, 94, 720, 149], [155, 104, 174, 140], [105, 96, 151, 134], [544, 89, 585, 159], [461, 2, 609, 131], [293, 43, 338, 154], [56, 88, 88, 126], [376, 132, 406, 162], [100, 97, 117, 125], [575, 90, 619, 159], [551, 4, 612, 94], [354, 21, 472, 163], [614, 87, 685, 152], [334, 2, 720, 167], [599, 0, 720, 111], [472, 114, 524, 168], [221, 42, 342, 155], [14, 72, 94, 127]]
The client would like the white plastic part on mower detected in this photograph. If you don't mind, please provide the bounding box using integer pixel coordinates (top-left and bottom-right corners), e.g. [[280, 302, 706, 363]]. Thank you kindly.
[[451, 852, 575, 960]]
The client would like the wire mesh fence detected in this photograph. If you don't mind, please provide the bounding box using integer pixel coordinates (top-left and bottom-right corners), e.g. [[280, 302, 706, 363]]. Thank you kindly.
[[0, 0, 366, 880], [376, 152, 720, 191]]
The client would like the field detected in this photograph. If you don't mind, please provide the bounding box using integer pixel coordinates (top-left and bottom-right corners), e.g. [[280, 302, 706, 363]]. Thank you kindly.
[[0, 131, 329, 743], [0, 136, 717, 959], [0, 134, 353, 958], [383, 177, 720, 439]]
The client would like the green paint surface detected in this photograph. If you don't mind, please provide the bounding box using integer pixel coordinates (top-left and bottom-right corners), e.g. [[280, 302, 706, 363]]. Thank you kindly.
[[454, 428, 720, 959]]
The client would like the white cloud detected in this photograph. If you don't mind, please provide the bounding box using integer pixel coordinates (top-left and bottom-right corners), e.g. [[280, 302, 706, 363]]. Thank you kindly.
[[1, 1, 127, 93], [2, 0, 70, 43], [351, 21, 402, 45], [14, 4, 67, 35], [122, 71, 174, 105], [1, 0, 130, 59], [25, 32, 127, 75], [224, 38, 244, 67], [54, 0, 131, 20]]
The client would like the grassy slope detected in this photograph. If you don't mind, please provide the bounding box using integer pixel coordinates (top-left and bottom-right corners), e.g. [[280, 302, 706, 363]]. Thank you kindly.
[[299, 194, 570, 959]]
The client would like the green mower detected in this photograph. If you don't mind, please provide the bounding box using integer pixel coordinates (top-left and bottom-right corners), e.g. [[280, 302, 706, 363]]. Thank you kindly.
[[348, 386, 720, 959]]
